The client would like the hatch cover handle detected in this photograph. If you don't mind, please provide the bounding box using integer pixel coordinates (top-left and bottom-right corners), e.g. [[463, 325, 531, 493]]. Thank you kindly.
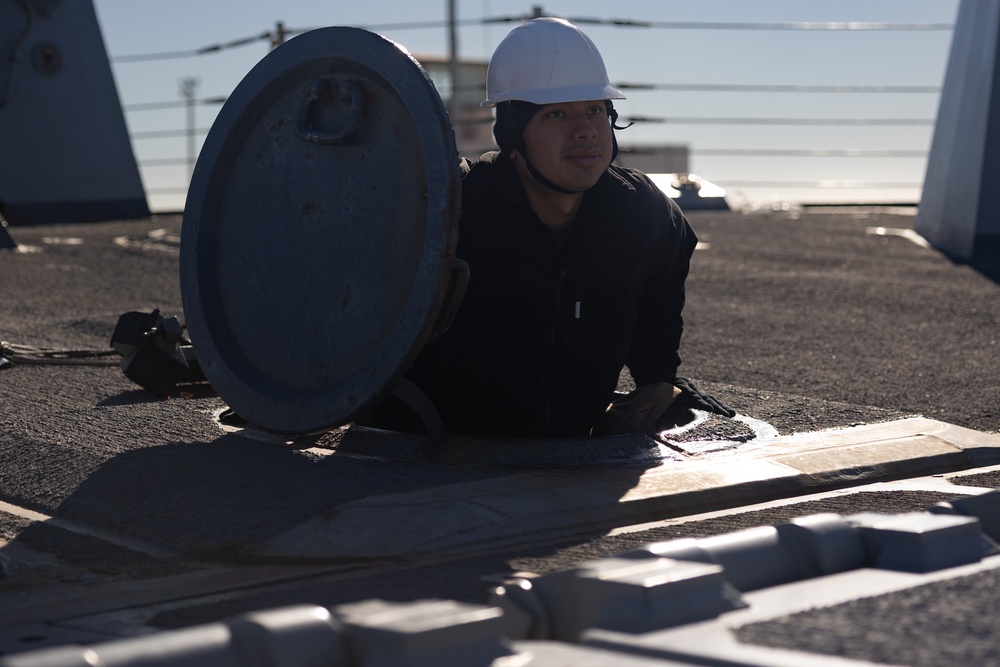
[[296, 78, 363, 145]]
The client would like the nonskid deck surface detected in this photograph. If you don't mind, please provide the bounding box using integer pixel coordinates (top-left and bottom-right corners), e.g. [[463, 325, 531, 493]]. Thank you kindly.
[[0, 210, 997, 665]]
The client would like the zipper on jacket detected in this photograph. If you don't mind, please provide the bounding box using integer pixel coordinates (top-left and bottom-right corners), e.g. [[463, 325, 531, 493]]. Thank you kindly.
[[551, 262, 566, 347], [538, 226, 568, 434]]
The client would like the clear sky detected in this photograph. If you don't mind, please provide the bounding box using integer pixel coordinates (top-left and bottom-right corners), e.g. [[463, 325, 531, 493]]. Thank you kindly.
[[90, 0, 960, 213]]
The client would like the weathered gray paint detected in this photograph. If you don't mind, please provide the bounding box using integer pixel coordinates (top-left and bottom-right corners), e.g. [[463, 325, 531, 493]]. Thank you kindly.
[[180, 27, 460, 434], [916, 0, 1000, 263], [0, 0, 148, 224]]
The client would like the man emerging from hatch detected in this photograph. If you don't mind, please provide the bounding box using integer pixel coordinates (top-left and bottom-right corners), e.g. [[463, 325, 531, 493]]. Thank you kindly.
[[399, 18, 734, 438]]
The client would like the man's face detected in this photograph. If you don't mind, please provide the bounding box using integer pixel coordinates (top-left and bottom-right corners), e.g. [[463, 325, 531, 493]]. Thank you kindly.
[[515, 100, 614, 193]]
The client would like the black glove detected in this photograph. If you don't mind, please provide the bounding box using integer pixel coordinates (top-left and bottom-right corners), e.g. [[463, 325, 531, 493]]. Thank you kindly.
[[672, 377, 736, 418]]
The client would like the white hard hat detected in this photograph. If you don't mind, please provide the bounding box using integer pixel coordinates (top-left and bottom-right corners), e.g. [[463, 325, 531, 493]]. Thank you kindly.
[[482, 17, 625, 108]]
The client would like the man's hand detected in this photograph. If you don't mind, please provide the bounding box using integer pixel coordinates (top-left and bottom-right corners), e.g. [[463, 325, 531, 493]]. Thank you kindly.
[[671, 377, 736, 418], [592, 382, 681, 436]]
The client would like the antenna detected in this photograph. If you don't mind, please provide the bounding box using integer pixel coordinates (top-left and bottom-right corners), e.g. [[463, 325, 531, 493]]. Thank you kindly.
[[179, 77, 200, 184]]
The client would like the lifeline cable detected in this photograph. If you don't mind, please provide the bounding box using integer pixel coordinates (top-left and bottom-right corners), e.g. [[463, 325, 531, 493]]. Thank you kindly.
[[0, 341, 119, 367]]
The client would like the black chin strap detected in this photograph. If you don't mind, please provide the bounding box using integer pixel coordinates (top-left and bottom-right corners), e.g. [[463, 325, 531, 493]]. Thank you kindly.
[[523, 154, 581, 195]]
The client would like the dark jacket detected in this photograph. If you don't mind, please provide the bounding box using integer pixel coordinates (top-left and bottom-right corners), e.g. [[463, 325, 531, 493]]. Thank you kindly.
[[406, 151, 698, 437]]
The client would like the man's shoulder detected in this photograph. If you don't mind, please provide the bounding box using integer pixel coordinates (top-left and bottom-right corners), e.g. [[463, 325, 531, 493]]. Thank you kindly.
[[600, 165, 680, 213], [460, 151, 502, 174], [599, 167, 694, 245], [460, 151, 511, 205], [605, 165, 662, 196]]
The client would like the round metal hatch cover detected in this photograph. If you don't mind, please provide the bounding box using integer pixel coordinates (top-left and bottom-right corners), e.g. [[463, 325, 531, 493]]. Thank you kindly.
[[180, 27, 460, 434]]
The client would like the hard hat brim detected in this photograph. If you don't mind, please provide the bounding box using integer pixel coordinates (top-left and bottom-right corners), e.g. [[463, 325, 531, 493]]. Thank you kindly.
[[482, 83, 626, 108]]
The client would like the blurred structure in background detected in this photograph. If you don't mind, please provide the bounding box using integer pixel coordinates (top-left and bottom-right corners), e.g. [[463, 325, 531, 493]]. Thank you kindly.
[[0, 0, 148, 224], [421, 56, 493, 156], [916, 0, 1000, 264], [615, 145, 689, 175]]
